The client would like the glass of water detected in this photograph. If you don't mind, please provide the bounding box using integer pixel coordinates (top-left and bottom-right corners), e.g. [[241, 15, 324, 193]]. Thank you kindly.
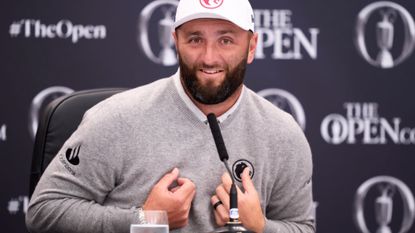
[[130, 210, 169, 233]]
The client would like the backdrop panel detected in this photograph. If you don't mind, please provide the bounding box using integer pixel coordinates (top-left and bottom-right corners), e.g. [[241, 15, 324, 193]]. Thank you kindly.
[[1, 0, 414, 232]]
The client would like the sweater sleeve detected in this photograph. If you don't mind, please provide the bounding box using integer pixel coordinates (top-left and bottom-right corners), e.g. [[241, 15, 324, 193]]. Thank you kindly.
[[263, 118, 315, 233], [26, 102, 139, 233]]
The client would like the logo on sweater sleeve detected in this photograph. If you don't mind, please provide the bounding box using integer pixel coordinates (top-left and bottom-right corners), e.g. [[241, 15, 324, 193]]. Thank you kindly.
[[65, 145, 81, 165], [58, 144, 82, 176]]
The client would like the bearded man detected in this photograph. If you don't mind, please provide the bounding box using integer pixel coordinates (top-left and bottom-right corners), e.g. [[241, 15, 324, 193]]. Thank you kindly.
[[26, 0, 315, 232]]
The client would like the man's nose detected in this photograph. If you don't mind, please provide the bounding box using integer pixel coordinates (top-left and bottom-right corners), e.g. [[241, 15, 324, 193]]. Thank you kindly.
[[201, 42, 220, 65]]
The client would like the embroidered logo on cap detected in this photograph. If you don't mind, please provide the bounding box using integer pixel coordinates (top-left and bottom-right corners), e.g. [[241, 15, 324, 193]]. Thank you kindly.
[[200, 0, 224, 9]]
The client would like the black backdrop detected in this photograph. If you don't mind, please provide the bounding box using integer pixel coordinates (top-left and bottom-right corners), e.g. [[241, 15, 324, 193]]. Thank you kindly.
[[1, 0, 415, 232]]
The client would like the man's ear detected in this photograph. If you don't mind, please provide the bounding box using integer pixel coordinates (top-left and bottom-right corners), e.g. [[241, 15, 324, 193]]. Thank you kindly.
[[247, 32, 258, 64], [172, 31, 178, 49]]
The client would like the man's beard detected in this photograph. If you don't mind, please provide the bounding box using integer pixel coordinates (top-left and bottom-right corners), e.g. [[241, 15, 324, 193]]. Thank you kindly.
[[179, 55, 247, 105]]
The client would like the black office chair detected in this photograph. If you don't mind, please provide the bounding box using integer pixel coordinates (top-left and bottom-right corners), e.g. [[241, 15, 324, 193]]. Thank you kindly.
[[29, 88, 127, 197]]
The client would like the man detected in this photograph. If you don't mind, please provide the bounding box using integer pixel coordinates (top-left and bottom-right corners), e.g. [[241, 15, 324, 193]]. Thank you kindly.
[[26, 0, 315, 232]]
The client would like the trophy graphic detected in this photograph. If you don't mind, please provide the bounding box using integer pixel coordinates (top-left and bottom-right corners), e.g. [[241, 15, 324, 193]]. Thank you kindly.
[[138, 0, 179, 66], [354, 176, 415, 233], [158, 8, 176, 66], [29, 86, 74, 140], [257, 89, 306, 130], [375, 184, 395, 233], [355, 2, 415, 69], [376, 9, 397, 68]]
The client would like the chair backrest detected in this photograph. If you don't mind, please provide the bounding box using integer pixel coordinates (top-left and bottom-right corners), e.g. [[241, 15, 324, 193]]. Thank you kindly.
[[29, 88, 126, 197]]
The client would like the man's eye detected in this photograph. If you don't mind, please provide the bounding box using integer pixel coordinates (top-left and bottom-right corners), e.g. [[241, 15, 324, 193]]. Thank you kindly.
[[189, 38, 202, 44], [221, 38, 233, 45]]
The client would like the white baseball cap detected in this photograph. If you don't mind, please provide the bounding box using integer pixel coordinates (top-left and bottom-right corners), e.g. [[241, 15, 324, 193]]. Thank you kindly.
[[173, 0, 255, 32]]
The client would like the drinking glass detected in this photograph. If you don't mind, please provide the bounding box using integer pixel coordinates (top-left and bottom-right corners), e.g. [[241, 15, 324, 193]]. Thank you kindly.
[[130, 210, 169, 233]]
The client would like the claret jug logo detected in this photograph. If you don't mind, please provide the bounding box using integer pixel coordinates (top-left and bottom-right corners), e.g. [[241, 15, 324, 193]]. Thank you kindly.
[[200, 0, 223, 9], [354, 176, 415, 233], [138, 0, 179, 66], [0, 124, 6, 142], [355, 1, 415, 69], [28, 86, 73, 140], [257, 88, 306, 130]]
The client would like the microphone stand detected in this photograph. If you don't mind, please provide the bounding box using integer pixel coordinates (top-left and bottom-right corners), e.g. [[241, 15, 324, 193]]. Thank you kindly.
[[207, 113, 254, 233], [212, 160, 253, 233]]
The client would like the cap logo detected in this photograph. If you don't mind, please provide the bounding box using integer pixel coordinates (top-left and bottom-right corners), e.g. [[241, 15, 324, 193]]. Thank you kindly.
[[200, 0, 224, 9]]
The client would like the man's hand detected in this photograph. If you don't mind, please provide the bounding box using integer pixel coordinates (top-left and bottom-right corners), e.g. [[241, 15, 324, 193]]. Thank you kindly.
[[211, 168, 265, 233], [143, 168, 196, 229]]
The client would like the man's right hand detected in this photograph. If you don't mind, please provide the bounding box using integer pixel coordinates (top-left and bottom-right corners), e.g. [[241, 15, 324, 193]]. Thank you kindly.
[[143, 168, 196, 229]]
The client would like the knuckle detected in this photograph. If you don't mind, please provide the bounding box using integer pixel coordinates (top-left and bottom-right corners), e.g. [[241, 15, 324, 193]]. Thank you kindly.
[[177, 214, 185, 222], [177, 214, 189, 226], [219, 211, 228, 220], [188, 181, 196, 189], [180, 206, 188, 215], [173, 196, 186, 205], [153, 184, 163, 193], [221, 173, 227, 180], [211, 196, 217, 203], [215, 185, 222, 194], [183, 211, 190, 220], [176, 205, 189, 216]]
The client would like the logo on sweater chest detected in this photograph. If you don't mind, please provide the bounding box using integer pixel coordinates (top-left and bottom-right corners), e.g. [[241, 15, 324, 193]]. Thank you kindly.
[[232, 159, 254, 182]]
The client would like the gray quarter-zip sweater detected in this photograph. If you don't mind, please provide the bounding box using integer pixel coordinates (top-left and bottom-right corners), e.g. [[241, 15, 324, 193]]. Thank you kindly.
[[26, 73, 314, 233]]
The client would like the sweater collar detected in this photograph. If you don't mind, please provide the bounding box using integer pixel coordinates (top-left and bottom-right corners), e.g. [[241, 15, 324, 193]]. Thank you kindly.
[[173, 69, 245, 124]]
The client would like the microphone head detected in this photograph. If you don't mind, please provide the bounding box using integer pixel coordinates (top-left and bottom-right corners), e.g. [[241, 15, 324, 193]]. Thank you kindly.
[[207, 113, 217, 125], [207, 113, 229, 162]]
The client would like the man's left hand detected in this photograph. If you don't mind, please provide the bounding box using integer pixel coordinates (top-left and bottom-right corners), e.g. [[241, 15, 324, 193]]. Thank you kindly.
[[211, 168, 265, 233]]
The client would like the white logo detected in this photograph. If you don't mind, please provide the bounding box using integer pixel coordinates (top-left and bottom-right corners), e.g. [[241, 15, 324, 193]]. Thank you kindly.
[[29, 86, 74, 140], [0, 124, 6, 141], [9, 19, 107, 43], [257, 88, 306, 130], [138, 0, 179, 66], [321, 102, 415, 145], [200, 0, 224, 9], [354, 176, 415, 233], [229, 208, 239, 219], [355, 1, 415, 69], [7, 196, 29, 215], [254, 9, 319, 60]]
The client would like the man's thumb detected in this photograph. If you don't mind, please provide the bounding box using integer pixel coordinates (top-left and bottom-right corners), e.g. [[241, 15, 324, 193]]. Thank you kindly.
[[157, 167, 179, 188], [241, 167, 255, 192]]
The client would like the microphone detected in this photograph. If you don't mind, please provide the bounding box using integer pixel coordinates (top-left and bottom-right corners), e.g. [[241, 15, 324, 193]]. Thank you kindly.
[[207, 113, 229, 162], [207, 113, 253, 233]]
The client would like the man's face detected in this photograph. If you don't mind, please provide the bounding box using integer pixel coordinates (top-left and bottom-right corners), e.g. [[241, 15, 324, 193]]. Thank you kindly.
[[174, 19, 257, 105]]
